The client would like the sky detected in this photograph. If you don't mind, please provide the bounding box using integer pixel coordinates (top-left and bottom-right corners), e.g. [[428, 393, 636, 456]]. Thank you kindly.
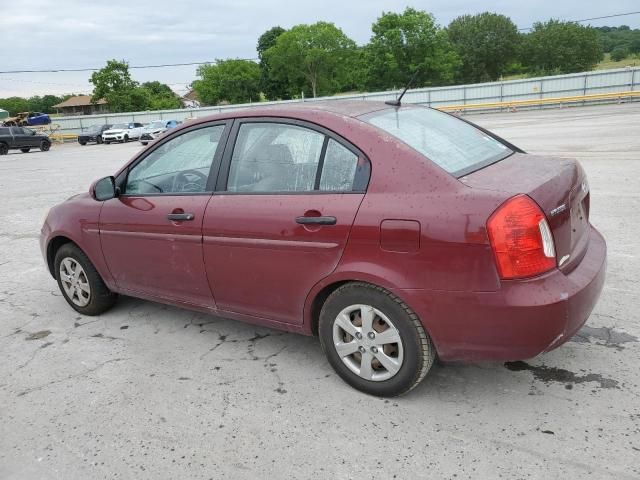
[[1, 0, 639, 98]]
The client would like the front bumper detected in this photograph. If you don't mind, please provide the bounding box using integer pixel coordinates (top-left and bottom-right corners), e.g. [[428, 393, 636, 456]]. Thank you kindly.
[[397, 225, 607, 361], [102, 134, 125, 141]]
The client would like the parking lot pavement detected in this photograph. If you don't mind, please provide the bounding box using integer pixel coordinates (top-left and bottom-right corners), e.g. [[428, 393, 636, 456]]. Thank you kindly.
[[1, 103, 639, 479]]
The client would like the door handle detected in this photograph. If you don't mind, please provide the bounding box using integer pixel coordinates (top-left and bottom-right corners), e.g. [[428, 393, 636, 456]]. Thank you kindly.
[[295, 216, 337, 226], [167, 213, 194, 221]]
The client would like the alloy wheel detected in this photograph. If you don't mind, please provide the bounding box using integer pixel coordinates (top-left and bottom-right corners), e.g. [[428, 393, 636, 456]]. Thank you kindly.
[[332, 304, 404, 381], [59, 257, 91, 307]]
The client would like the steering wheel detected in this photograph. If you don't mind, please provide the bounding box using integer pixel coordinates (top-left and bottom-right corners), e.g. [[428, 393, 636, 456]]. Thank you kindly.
[[174, 169, 208, 193]]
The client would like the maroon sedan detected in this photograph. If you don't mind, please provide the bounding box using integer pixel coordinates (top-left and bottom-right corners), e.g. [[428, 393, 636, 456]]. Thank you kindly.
[[40, 101, 606, 396]]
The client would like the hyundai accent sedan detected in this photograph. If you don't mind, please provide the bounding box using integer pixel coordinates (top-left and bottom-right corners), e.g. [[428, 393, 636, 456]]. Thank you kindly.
[[40, 101, 606, 396]]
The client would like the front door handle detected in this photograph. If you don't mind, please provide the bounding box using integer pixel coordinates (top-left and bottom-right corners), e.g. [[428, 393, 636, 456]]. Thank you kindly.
[[167, 213, 194, 221], [295, 216, 337, 226]]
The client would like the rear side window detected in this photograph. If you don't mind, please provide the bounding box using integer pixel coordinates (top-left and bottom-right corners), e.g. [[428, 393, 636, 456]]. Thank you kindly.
[[363, 107, 512, 177], [227, 123, 325, 193], [0, 128, 9, 135], [320, 139, 358, 191]]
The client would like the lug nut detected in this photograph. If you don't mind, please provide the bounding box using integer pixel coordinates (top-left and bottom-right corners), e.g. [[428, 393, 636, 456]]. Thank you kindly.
[[367, 332, 375, 339], [355, 332, 363, 340], [358, 346, 366, 353], [371, 346, 378, 353]]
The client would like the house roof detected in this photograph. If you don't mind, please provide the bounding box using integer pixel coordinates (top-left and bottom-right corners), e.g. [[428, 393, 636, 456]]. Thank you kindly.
[[53, 95, 107, 108], [183, 90, 200, 101]]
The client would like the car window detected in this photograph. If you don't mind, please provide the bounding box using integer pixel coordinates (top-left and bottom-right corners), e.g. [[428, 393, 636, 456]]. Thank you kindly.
[[320, 139, 359, 191], [22, 128, 34, 135], [363, 107, 512, 177], [0, 128, 9, 135], [126, 125, 224, 195], [10, 127, 22, 135], [227, 123, 325, 192]]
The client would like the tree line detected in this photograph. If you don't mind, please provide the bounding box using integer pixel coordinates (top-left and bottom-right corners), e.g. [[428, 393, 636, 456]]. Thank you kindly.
[[192, 8, 617, 105], [2, 8, 638, 115]]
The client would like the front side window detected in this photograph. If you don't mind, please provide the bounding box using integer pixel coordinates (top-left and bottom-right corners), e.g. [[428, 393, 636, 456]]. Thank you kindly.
[[126, 125, 224, 195], [363, 107, 512, 177], [227, 123, 325, 193]]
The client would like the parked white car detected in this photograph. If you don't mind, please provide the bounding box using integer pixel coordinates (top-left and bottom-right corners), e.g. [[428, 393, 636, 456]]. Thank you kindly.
[[102, 122, 145, 143], [140, 119, 180, 145]]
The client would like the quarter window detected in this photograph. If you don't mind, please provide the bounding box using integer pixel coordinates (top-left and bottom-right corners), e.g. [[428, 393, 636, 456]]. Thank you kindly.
[[126, 125, 224, 195], [227, 123, 325, 193], [320, 139, 359, 191]]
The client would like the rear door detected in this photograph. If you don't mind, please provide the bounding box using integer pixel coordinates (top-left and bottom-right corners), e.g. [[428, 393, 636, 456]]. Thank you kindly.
[[100, 122, 230, 307], [10, 127, 28, 147], [202, 118, 370, 324]]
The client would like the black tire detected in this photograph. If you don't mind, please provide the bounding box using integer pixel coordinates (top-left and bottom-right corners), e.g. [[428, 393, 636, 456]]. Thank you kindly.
[[21, 147, 31, 153], [79, 141, 87, 146], [54, 243, 117, 316], [319, 282, 436, 397], [123, 135, 129, 143], [97, 136, 103, 144], [141, 142, 148, 146], [105, 141, 111, 144], [40, 140, 50, 151], [0, 143, 8, 155]]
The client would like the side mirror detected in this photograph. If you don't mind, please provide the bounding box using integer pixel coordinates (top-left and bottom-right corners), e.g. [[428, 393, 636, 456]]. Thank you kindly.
[[92, 176, 117, 201]]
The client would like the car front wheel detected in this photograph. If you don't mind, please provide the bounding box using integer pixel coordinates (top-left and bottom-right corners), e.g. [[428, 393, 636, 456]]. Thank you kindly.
[[40, 140, 51, 151], [0, 143, 9, 155], [319, 282, 436, 397], [54, 243, 117, 315], [20, 147, 30, 153]]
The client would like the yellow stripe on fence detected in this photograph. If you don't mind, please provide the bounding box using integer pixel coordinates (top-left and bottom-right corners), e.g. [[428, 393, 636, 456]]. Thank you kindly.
[[437, 90, 640, 112]]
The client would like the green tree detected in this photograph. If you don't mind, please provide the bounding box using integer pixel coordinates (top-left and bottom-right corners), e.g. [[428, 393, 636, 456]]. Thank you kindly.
[[447, 12, 520, 82], [0, 97, 30, 116], [522, 20, 603, 74], [363, 8, 460, 90], [257, 26, 288, 99], [90, 59, 149, 112], [27, 95, 64, 114], [140, 81, 181, 110], [611, 46, 629, 61], [192, 59, 261, 105], [264, 22, 357, 98]]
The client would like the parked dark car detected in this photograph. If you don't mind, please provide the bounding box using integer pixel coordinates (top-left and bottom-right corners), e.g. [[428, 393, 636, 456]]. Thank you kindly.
[[0, 126, 51, 154], [78, 124, 111, 145], [40, 101, 606, 396]]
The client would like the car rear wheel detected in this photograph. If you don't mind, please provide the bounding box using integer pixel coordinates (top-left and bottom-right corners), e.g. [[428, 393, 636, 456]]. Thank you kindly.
[[40, 140, 50, 151], [54, 243, 117, 316], [0, 143, 8, 155], [97, 136, 103, 144], [319, 282, 436, 397], [79, 141, 87, 146]]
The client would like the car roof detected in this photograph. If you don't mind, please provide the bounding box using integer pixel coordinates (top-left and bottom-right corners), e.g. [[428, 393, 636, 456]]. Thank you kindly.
[[185, 100, 394, 127]]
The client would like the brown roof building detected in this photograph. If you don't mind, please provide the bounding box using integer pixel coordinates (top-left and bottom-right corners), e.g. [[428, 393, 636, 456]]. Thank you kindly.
[[53, 95, 109, 116]]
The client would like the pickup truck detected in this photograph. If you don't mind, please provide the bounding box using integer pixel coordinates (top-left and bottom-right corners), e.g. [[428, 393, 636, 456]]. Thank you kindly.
[[0, 126, 52, 155]]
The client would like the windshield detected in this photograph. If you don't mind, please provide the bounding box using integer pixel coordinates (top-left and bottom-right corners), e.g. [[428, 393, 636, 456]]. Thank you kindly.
[[362, 107, 512, 177], [86, 125, 103, 133], [147, 121, 165, 129], [111, 123, 128, 130]]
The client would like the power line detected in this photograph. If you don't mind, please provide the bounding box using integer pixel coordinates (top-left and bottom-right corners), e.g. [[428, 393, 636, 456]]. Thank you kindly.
[[518, 11, 640, 30], [0, 59, 259, 75]]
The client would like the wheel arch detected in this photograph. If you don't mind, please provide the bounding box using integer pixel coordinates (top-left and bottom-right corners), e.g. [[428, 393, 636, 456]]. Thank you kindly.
[[304, 272, 417, 337], [46, 235, 74, 278]]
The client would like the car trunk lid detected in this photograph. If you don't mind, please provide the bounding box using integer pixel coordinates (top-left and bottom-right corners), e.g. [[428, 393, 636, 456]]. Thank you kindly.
[[461, 153, 590, 273]]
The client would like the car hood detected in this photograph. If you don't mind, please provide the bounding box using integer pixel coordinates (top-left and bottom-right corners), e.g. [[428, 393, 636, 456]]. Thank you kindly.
[[143, 127, 165, 134]]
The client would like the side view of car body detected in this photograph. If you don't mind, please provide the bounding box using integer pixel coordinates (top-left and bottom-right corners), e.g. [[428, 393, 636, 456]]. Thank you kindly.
[[40, 101, 606, 396], [140, 119, 180, 145], [102, 122, 144, 143], [0, 126, 52, 154], [78, 124, 112, 145]]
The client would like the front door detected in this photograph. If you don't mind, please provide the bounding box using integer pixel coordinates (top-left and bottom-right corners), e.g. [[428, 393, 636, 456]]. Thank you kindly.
[[203, 119, 370, 324], [100, 123, 228, 307]]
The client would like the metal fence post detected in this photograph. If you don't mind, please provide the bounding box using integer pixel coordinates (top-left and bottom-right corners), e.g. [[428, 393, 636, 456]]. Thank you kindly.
[[631, 68, 636, 91], [583, 73, 588, 106], [427, 89, 431, 107], [540, 79, 544, 110]]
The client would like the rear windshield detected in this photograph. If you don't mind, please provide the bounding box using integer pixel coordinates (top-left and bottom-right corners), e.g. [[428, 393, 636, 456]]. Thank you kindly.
[[362, 107, 512, 177]]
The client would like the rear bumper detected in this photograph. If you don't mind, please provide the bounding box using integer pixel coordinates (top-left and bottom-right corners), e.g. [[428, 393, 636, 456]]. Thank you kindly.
[[397, 225, 607, 361]]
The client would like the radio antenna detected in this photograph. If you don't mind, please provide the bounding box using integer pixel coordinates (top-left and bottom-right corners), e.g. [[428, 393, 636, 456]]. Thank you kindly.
[[385, 69, 420, 107]]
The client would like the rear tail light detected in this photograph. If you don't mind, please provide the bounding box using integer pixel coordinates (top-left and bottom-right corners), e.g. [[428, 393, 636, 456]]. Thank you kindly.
[[487, 195, 556, 279]]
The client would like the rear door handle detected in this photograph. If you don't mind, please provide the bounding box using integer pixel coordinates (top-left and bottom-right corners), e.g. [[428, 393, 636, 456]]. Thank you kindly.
[[295, 216, 337, 226], [167, 213, 194, 221]]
